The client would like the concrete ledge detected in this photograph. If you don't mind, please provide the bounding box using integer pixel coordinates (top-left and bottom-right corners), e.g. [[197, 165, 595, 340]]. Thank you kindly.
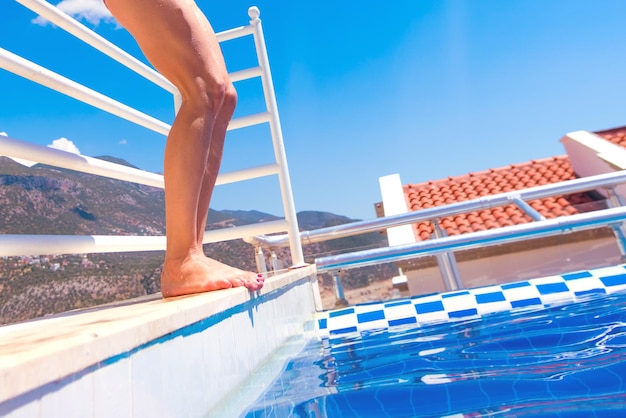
[[0, 265, 318, 417]]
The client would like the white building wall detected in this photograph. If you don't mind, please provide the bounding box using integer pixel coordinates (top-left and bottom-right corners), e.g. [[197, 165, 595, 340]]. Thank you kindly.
[[379, 174, 416, 246], [406, 236, 621, 295], [561, 130, 626, 200]]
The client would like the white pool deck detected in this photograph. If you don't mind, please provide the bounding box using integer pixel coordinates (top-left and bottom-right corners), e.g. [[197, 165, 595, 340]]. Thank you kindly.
[[0, 265, 319, 418]]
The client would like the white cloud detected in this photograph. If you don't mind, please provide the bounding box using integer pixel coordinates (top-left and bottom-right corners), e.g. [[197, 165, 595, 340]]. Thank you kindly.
[[32, 0, 114, 27], [48, 137, 81, 154], [119, 139, 127, 145]]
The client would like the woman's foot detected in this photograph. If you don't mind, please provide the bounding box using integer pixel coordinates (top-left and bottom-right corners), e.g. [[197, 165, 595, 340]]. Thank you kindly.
[[160, 253, 264, 298]]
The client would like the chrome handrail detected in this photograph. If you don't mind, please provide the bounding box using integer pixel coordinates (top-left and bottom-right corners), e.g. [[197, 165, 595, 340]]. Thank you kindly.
[[316, 205, 626, 271], [246, 169, 626, 247]]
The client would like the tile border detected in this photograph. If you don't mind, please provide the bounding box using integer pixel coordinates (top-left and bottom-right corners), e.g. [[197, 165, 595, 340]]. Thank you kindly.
[[315, 264, 626, 338]]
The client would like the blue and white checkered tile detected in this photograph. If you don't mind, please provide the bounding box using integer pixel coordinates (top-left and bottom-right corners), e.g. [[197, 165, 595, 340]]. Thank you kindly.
[[314, 264, 626, 338]]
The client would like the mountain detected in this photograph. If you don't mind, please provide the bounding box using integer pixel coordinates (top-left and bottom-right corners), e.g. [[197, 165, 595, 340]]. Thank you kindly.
[[0, 156, 164, 235], [93, 155, 140, 168], [206, 209, 281, 228], [0, 157, 395, 324], [296, 210, 355, 230]]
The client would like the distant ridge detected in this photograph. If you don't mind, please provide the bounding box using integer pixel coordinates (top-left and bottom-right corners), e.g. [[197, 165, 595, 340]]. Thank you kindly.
[[92, 155, 140, 169], [0, 156, 366, 235], [296, 210, 356, 230]]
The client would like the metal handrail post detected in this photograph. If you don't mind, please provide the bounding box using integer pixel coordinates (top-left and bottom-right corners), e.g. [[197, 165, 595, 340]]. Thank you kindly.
[[255, 247, 268, 275], [270, 251, 280, 274], [248, 7, 305, 267], [332, 271, 348, 306], [433, 222, 462, 290], [606, 187, 626, 260], [508, 195, 546, 221]]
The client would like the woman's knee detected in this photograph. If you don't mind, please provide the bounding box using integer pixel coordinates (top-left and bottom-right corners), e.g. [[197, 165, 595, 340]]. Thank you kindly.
[[184, 77, 236, 118], [220, 81, 238, 118]]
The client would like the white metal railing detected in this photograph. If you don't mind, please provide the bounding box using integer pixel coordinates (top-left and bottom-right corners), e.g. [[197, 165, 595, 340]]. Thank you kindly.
[[0, 2, 304, 265], [13, 0, 176, 94], [0, 47, 171, 135], [244, 168, 626, 288], [0, 219, 289, 257]]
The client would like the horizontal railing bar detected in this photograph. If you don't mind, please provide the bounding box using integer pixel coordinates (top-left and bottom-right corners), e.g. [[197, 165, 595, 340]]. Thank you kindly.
[[0, 235, 166, 257], [0, 47, 171, 136], [16, 0, 177, 94], [246, 170, 626, 248], [14, 1, 260, 119], [0, 134, 165, 188], [227, 111, 271, 131], [215, 163, 280, 185], [229, 66, 263, 83], [0, 220, 290, 257], [316, 205, 626, 271], [216, 25, 255, 42], [0, 45, 265, 141], [201, 219, 289, 246], [0, 136, 280, 189]]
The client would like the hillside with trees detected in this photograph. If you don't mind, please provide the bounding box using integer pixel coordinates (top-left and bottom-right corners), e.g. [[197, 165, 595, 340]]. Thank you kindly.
[[0, 157, 395, 324]]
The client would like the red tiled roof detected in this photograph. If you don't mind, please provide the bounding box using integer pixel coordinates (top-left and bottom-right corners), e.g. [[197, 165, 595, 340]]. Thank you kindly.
[[403, 156, 599, 241], [595, 126, 626, 147]]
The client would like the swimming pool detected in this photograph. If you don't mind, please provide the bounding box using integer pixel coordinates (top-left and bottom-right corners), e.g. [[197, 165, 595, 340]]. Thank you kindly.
[[241, 285, 626, 416]]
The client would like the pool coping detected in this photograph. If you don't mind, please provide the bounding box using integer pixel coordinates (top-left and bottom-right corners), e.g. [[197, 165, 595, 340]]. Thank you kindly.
[[0, 264, 318, 405]]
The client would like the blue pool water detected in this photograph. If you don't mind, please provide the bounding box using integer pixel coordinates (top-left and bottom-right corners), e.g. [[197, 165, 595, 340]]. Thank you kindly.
[[243, 292, 626, 417]]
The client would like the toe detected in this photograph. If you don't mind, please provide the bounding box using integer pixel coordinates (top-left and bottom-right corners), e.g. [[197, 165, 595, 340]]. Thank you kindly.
[[244, 275, 264, 291]]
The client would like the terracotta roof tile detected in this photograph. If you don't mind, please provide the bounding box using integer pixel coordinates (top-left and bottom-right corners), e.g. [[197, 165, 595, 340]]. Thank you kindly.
[[403, 155, 600, 241], [596, 126, 626, 147]]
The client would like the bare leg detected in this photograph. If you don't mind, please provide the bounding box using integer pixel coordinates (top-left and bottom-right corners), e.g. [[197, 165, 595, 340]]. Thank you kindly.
[[194, 81, 263, 288], [104, 0, 263, 297]]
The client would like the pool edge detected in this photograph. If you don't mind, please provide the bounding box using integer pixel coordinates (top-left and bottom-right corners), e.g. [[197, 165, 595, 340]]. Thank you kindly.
[[0, 265, 318, 417]]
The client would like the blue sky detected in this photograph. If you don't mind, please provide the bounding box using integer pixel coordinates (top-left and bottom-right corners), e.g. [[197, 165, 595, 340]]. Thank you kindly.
[[1, 0, 626, 221]]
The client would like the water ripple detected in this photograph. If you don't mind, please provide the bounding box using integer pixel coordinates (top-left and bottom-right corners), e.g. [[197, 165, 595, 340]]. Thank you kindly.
[[244, 292, 626, 417]]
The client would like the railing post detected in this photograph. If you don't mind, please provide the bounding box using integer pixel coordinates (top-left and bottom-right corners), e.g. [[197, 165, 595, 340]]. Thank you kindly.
[[432, 221, 463, 291], [508, 195, 546, 221], [606, 187, 626, 260], [270, 250, 281, 274], [248, 7, 305, 268], [255, 246, 268, 275], [332, 270, 349, 307]]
